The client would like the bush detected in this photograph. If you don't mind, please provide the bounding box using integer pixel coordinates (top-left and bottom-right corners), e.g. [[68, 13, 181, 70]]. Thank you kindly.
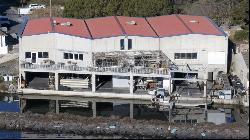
[[234, 30, 249, 43], [0, 76, 4, 83]]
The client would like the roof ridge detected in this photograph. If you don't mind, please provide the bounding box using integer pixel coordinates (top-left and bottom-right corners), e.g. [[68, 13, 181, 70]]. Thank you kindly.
[[114, 16, 127, 36], [175, 14, 193, 33], [83, 19, 93, 39], [145, 17, 159, 37]]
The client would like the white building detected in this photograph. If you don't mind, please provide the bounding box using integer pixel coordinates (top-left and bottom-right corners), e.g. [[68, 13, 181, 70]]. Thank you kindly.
[[0, 30, 8, 54], [18, 15, 228, 98]]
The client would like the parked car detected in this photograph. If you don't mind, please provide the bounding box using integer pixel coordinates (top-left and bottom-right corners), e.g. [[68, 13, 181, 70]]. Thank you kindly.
[[29, 4, 46, 9], [0, 16, 10, 27]]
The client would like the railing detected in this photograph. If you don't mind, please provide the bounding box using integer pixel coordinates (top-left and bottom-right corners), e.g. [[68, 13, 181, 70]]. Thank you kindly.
[[21, 63, 169, 75]]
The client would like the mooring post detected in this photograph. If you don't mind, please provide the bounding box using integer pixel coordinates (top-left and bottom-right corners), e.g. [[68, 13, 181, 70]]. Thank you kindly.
[[19, 98, 27, 113], [130, 103, 133, 119], [92, 100, 96, 118]]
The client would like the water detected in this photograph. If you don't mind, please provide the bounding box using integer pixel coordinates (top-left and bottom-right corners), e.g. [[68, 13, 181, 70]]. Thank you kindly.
[[0, 92, 248, 139]]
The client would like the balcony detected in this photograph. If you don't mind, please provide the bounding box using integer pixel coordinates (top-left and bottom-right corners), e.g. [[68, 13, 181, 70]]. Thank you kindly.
[[20, 63, 169, 76]]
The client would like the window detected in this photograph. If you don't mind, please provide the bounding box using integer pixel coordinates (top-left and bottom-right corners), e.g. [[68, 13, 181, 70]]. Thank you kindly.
[[181, 53, 186, 59], [191, 53, 197, 59], [69, 53, 73, 59], [64, 53, 69, 59], [38, 52, 43, 58], [79, 54, 83, 60], [128, 39, 132, 50], [120, 39, 124, 50], [43, 52, 48, 58], [187, 53, 192, 59], [174, 53, 197, 60], [174, 53, 180, 59], [38, 52, 49, 58], [25, 52, 31, 58], [74, 54, 78, 60]]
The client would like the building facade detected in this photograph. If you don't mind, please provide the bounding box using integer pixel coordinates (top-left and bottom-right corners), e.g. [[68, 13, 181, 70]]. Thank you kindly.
[[0, 30, 8, 54]]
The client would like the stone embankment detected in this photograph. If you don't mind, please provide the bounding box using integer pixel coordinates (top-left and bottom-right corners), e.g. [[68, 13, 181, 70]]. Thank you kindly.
[[0, 112, 248, 139]]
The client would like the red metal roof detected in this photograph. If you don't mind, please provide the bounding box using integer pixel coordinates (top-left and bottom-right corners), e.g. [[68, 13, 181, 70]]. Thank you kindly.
[[177, 15, 223, 35], [146, 15, 191, 37], [53, 17, 91, 38], [116, 16, 158, 37], [22, 18, 91, 38], [22, 15, 225, 39], [23, 18, 52, 36], [85, 16, 124, 39]]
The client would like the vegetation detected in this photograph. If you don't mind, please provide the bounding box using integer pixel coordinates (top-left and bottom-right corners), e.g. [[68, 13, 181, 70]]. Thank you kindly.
[[233, 30, 249, 43], [0, 76, 4, 83]]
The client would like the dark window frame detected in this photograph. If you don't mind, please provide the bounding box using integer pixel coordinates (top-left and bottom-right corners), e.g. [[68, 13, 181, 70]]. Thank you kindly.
[[79, 54, 83, 60], [74, 54, 79, 60], [128, 39, 132, 50], [25, 52, 31, 58], [120, 39, 124, 50]]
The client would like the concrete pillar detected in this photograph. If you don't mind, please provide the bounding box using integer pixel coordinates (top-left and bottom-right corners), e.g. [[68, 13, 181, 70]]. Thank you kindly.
[[19, 98, 27, 113], [92, 101, 96, 118], [204, 80, 207, 97], [130, 103, 133, 119], [130, 75, 133, 94], [49, 100, 56, 113], [92, 74, 96, 92], [55, 73, 59, 90], [169, 78, 172, 95], [55, 100, 59, 114]]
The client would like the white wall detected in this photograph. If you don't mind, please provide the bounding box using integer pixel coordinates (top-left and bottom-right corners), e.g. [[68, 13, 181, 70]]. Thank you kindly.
[[160, 34, 228, 76], [20, 33, 92, 67], [91, 36, 159, 52], [0, 35, 8, 54]]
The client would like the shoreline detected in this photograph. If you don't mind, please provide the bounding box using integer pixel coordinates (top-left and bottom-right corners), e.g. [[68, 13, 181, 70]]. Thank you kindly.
[[0, 112, 248, 139]]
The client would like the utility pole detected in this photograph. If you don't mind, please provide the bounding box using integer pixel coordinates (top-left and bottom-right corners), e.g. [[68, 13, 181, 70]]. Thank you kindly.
[[49, 0, 52, 18]]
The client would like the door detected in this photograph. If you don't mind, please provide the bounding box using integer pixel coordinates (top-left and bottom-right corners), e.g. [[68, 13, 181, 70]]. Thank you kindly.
[[31, 52, 37, 63]]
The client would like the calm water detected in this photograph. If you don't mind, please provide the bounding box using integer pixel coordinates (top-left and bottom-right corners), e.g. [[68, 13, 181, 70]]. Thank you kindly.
[[0, 92, 248, 139]]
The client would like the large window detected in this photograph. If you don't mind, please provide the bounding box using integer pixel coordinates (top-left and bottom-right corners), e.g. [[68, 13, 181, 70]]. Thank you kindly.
[[64, 52, 83, 61], [174, 53, 197, 59], [38, 52, 49, 58], [128, 39, 132, 50], [120, 39, 124, 50], [25, 52, 31, 58]]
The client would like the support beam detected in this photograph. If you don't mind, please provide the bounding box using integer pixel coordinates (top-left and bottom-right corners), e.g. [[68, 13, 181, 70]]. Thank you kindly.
[[204, 80, 207, 97], [92, 74, 96, 92], [55, 100, 59, 114], [130, 75, 133, 94], [19, 98, 27, 113], [169, 78, 171, 95], [92, 101, 96, 118], [55, 73, 59, 90], [130, 103, 133, 119]]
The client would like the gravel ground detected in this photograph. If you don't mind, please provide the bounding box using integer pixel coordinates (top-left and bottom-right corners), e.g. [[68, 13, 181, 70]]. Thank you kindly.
[[0, 112, 248, 139]]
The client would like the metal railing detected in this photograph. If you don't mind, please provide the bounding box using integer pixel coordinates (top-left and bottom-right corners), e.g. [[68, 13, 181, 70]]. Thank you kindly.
[[21, 63, 169, 75]]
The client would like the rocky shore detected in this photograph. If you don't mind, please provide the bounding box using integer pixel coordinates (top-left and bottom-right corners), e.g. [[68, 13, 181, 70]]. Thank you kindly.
[[0, 112, 249, 139]]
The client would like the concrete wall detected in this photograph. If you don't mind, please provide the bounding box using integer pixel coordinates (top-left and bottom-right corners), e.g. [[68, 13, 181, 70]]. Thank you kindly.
[[20, 33, 92, 67], [91, 36, 159, 52], [160, 34, 228, 78], [0, 35, 8, 54], [230, 52, 249, 89], [112, 76, 129, 88]]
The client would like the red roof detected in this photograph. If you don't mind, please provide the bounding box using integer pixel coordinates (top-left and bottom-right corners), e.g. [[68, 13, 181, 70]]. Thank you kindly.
[[23, 17, 91, 38], [23, 18, 52, 36], [177, 15, 223, 35], [146, 15, 191, 37], [22, 15, 225, 39], [116, 16, 158, 37], [85, 16, 124, 39], [147, 15, 224, 37]]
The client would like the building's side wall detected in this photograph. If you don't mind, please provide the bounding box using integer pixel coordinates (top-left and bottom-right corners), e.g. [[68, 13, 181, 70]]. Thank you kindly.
[[19, 33, 92, 67], [0, 35, 8, 54], [160, 34, 228, 78]]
